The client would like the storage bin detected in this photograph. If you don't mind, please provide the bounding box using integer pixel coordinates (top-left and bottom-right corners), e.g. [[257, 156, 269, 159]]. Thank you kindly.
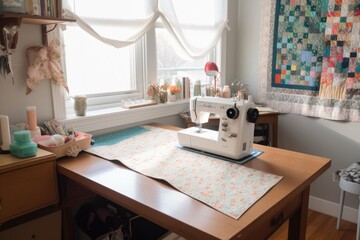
[[38, 132, 92, 159], [0, 0, 25, 13]]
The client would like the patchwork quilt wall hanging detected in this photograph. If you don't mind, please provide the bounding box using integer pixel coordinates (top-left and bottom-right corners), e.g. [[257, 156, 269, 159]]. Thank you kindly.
[[259, 0, 360, 121], [273, 0, 360, 98]]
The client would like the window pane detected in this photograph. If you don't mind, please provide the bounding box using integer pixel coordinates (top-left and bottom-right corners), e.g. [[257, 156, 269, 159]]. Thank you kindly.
[[63, 26, 134, 96], [155, 28, 212, 86]]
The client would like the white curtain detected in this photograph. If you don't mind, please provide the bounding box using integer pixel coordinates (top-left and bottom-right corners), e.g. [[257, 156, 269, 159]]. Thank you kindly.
[[63, 0, 228, 59]]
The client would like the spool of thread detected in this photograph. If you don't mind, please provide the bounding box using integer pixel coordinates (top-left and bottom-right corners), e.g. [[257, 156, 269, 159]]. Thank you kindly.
[[0, 115, 11, 151], [193, 80, 201, 96], [223, 85, 230, 98], [26, 106, 41, 139]]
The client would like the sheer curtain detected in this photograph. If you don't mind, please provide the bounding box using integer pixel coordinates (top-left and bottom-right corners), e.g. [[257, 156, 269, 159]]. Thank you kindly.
[[63, 0, 228, 58]]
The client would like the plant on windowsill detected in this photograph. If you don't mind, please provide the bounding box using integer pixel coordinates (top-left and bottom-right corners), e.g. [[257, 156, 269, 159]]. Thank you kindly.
[[158, 83, 169, 103], [147, 82, 160, 102], [168, 85, 181, 102]]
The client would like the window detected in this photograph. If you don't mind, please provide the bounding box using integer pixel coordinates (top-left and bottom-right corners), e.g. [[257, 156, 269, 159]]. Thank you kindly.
[[156, 27, 216, 88], [62, 25, 217, 116], [64, 27, 136, 96], [54, 0, 227, 132], [62, 27, 145, 115]]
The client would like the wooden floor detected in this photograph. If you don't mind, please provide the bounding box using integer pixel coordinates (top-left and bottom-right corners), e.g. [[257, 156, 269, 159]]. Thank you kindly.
[[268, 209, 357, 240]]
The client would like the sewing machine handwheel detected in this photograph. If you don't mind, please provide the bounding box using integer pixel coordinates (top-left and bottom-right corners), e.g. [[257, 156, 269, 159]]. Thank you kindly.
[[247, 108, 259, 123], [226, 107, 239, 119]]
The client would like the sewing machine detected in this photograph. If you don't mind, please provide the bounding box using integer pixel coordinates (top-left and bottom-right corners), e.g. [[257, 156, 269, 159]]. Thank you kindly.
[[177, 96, 259, 159]]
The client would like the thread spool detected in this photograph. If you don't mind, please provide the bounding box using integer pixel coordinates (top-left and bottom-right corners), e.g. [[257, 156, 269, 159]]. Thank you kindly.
[[193, 80, 201, 96], [223, 85, 231, 98]]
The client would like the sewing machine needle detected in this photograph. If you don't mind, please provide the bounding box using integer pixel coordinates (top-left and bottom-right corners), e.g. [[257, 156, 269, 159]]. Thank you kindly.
[[197, 123, 202, 133]]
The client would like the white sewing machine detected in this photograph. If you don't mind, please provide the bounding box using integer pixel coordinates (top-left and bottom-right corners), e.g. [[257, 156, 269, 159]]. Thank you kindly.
[[177, 96, 259, 160]]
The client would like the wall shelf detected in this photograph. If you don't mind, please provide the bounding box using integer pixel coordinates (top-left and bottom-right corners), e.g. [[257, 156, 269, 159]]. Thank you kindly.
[[0, 12, 75, 25]]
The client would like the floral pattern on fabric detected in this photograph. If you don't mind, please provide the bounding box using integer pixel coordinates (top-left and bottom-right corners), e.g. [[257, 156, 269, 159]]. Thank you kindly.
[[86, 125, 283, 219]]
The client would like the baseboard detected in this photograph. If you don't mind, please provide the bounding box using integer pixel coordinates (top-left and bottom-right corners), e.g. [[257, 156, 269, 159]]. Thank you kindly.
[[309, 196, 358, 223]]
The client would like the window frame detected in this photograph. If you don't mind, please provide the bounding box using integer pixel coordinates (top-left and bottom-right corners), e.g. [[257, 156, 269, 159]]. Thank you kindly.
[[52, 25, 226, 133], [62, 31, 146, 116]]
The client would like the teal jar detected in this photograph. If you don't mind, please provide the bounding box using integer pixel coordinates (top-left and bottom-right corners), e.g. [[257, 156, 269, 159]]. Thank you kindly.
[[10, 130, 38, 158]]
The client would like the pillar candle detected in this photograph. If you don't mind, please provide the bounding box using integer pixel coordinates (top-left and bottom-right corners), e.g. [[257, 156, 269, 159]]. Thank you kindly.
[[26, 106, 38, 130], [0, 115, 11, 151]]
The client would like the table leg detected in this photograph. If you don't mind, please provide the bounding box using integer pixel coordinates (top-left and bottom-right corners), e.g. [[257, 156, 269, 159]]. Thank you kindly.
[[288, 186, 310, 240], [59, 176, 96, 240], [271, 117, 278, 147]]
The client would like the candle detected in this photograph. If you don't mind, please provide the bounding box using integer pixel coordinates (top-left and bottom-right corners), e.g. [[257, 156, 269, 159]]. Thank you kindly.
[[0, 115, 11, 151], [26, 106, 38, 130]]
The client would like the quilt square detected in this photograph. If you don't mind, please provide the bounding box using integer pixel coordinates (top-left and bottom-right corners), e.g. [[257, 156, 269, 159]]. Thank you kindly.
[[272, 0, 325, 90], [272, 0, 360, 98]]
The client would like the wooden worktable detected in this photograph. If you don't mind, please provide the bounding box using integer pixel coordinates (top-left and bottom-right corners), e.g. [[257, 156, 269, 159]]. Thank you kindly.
[[57, 124, 330, 240]]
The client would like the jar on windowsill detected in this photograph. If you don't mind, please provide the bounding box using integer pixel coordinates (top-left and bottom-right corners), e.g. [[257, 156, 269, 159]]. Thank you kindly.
[[168, 94, 176, 102], [159, 90, 168, 103], [74, 95, 87, 116]]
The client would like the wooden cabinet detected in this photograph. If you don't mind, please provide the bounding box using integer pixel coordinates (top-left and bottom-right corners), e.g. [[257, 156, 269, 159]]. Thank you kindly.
[[0, 149, 59, 224], [0, 209, 61, 240]]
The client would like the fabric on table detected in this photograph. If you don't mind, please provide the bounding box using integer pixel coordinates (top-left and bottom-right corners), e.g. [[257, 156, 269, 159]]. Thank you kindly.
[[86, 125, 283, 219], [333, 162, 360, 184]]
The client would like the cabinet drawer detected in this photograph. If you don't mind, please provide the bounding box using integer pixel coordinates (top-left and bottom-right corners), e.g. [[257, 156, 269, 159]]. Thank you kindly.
[[0, 210, 61, 240], [239, 193, 302, 239], [0, 161, 58, 223]]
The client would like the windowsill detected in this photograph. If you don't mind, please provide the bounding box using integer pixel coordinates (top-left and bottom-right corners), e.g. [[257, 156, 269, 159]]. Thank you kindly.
[[60, 100, 189, 133]]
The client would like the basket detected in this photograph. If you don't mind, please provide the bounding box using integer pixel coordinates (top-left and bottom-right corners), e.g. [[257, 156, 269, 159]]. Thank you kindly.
[[38, 132, 92, 159]]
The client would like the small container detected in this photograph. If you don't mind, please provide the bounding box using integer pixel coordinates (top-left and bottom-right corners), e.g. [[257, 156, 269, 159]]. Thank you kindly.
[[193, 80, 201, 96], [223, 85, 231, 98], [10, 130, 38, 158], [74, 95, 87, 116], [38, 132, 92, 158], [0, 0, 25, 13], [159, 90, 168, 103]]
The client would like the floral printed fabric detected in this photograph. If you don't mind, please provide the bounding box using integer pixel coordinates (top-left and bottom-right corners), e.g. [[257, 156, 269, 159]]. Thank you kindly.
[[86, 125, 283, 219], [26, 39, 69, 95]]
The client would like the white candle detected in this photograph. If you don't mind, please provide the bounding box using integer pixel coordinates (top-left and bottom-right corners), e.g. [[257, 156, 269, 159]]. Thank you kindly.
[[0, 115, 11, 151]]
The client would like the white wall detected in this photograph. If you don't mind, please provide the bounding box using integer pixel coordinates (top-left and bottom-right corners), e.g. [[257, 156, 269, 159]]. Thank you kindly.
[[0, 25, 54, 124], [237, 0, 360, 212]]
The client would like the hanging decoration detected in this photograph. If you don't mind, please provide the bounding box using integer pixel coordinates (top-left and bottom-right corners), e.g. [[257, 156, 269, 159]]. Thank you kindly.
[[259, 0, 360, 122], [318, 0, 360, 100], [26, 38, 69, 95], [0, 22, 20, 83]]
